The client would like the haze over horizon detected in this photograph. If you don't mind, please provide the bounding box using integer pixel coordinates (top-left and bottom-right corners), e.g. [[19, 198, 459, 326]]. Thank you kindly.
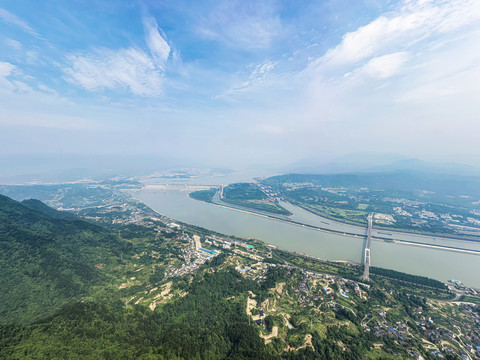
[[1, 0, 480, 172]]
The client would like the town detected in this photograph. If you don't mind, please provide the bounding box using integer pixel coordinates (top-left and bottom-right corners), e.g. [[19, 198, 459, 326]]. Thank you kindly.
[[124, 216, 480, 359]]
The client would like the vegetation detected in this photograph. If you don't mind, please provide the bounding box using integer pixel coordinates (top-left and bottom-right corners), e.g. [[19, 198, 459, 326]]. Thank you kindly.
[[0, 192, 479, 360], [0, 195, 128, 324], [261, 173, 480, 238], [0, 271, 276, 359], [189, 188, 217, 202], [459, 296, 480, 305], [370, 267, 448, 290], [222, 183, 291, 216], [224, 183, 268, 201]]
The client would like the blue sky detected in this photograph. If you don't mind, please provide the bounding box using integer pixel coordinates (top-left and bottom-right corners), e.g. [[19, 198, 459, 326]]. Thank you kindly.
[[1, 0, 480, 170]]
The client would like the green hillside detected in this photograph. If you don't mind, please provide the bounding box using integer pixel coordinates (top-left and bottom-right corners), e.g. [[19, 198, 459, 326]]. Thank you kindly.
[[0, 195, 128, 324], [0, 271, 275, 360], [1, 193, 479, 360], [20, 198, 79, 220]]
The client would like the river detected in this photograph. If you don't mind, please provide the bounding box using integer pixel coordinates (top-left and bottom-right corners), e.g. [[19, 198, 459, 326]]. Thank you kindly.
[[131, 185, 480, 288]]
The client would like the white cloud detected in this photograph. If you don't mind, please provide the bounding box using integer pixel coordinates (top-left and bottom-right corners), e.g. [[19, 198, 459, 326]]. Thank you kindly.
[[64, 48, 164, 96], [0, 61, 97, 131], [395, 30, 480, 103], [317, 0, 480, 69], [251, 61, 276, 78], [5, 38, 22, 50], [215, 61, 278, 99], [63, 16, 172, 97], [302, 0, 480, 96], [362, 52, 410, 78], [196, 1, 281, 50], [286, 0, 480, 160], [0, 61, 16, 91], [143, 16, 170, 68], [0, 8, 39, 37], [0, 61, 15, 77]]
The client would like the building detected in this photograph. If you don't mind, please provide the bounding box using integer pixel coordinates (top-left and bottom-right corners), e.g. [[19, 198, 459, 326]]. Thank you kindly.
[[199, 248, 216, 255]]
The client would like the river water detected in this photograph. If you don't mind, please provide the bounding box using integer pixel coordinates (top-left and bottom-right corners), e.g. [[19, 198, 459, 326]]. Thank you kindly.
[[131, 186, 480, 288]]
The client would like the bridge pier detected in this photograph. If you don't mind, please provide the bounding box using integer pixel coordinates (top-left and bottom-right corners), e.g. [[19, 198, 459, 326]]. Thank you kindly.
[[362, 213, 373, 280]]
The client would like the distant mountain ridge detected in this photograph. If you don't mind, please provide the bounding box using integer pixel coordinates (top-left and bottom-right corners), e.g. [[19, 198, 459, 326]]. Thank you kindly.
[[264, 171, 480, 198], [282, 153, 480, 177], [365, 159, 480, 176], [282, 152, 410, 174]]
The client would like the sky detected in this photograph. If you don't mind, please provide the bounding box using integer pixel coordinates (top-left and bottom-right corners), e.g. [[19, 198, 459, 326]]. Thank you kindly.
[[1, 0, 480, 173]]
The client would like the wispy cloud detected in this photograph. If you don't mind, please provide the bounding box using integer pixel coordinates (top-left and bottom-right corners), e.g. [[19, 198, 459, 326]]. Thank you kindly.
[[0, 61, 97, 131], [215, 61, 278, 99], [2, 0, 480, 164], [361, 52, 410, 79], [0, 61, 16, 91], [143, 16, 170, 69], [0, 8, 39, 37], [0, 61, 15, 77], [4, 38, 22, 50], [303, 0, 480, 94], [62, 15, 172, 97], [196, 1, 281, 50], [64, 48, 164, 96], [314, 0, 480, 71]]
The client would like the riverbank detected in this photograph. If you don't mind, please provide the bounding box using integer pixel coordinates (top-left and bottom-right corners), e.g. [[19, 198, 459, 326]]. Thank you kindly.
[[131, 187, 480, 287], [190, 194, 365, 236], [392, 239, 480, 255], [289, 201, 480, 244], [189, 193, 480, 256]]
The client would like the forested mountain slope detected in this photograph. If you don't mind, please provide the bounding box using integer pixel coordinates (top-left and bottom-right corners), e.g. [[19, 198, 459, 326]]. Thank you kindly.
[[0, 195, 127, 324]]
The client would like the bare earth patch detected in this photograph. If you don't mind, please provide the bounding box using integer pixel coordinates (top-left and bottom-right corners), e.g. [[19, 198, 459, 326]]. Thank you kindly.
[[135, 297, 144, 305], [261, 326, 279, 344], [247, 297, 257, 316], [296, 334, 315, 351], [275, 282, 285, 295], [160, 281, 172, 297], [150, 281, 174, 310]]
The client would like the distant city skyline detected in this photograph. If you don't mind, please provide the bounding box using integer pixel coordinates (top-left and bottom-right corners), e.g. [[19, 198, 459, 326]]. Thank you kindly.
[[1, 0, 480, 170]]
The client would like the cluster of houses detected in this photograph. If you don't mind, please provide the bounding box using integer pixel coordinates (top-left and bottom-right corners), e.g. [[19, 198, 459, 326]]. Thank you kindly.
[[366, 311, 410, 342], [458, 304, 480, 359], [163, 235, 220, 279], [205, 235, 232, 250], [167, 230, 480, 359], [235, 262, 270, 281]]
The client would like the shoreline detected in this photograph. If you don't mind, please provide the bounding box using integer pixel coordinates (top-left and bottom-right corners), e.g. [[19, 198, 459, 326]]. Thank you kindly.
[[392, 239, 480, 255], [289, 201, 480, 244], [129, 187, 480, 287], [187, 193, 480, 256]]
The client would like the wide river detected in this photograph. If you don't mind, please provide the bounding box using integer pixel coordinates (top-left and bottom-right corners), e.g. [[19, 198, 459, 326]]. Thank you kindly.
[[132, 184, 480, 288]]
